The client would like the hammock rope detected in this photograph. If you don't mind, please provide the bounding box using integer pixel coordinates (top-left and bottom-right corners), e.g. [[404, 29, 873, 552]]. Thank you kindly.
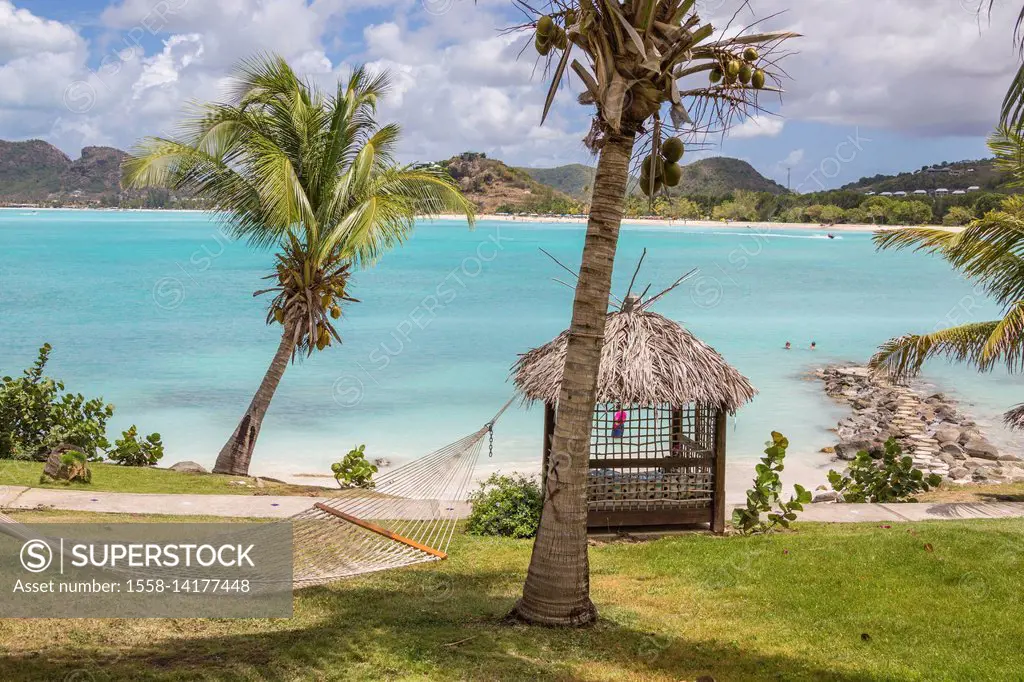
[[0, 399, 514, 587]]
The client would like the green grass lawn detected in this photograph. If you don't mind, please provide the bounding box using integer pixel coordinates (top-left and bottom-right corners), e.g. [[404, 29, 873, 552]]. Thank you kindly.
[[1, 511, 1022, 681], [0, 460, 328, 496]]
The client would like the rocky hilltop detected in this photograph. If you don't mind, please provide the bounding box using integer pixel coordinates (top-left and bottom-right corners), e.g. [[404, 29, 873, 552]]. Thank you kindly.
[[818, 365, 1024, 484]]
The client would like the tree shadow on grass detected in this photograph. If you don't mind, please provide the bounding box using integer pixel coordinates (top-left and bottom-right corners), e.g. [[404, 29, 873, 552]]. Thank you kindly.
[[0, 565, 893, 682]]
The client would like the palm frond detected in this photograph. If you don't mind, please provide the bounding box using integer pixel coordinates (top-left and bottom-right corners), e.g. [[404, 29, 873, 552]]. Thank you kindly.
[[1003, 402, 1024, 430], [869, 322, 1001, 380]]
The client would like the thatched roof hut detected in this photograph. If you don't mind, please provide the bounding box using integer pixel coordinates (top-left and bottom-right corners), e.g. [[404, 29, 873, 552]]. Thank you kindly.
[[512, 294, 756, 533], [512, 307, 757, 411]]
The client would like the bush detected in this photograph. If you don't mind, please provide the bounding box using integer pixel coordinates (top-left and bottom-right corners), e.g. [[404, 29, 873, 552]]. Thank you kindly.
[[331, 444, 377, 488], [943, 206, 975, 227], [107, 425, 164, 466], [0, 344, 113, 461], [732, 432, 811, 535], [828, 438, 942, 503], [466, 473, 543, 538]]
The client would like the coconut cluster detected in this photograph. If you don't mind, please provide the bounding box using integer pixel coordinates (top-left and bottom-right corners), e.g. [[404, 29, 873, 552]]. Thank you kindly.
[[639, 136, 684, 197], [534, 14, 569, 56], [709, 47, 765, 90]]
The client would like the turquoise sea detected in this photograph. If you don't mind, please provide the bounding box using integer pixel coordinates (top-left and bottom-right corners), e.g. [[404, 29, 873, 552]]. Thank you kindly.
[[1, 209, 1021, 499]]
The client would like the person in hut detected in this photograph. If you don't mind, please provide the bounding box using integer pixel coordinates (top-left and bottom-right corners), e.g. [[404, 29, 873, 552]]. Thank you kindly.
[[612, 405, 628, 438]]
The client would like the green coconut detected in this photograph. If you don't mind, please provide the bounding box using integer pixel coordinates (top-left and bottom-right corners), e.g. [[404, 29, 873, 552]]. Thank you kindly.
[[535, 33, 552, 56], [661, 137, 684, 163], [641, 176, 663, 197], [273, 308, 284, 323], [752, 69, 766, 89], [330, 306, 341, 319], [537, 15, 555, 38], [554, 29, 568, 51], [663, 162, 682, 188], [641, 154, 664, 178], [743, 47, 759, 62], [738, 64, 753, 85], [709, 67, 723, 83], [726, 59, 741, 77]]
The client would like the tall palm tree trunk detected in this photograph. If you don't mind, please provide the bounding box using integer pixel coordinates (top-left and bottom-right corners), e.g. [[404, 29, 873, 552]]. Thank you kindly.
[[513, 129, 635, 626], [213, 323, 297, 475]]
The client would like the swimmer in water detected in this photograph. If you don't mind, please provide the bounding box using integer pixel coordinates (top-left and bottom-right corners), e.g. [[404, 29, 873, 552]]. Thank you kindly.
[[785, 341, 792, 350], [810, 341, 817, 350]]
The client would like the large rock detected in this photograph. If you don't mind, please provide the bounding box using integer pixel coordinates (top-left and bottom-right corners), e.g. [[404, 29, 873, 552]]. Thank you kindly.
[[964, 438, 1000, 461], [834, 440, 871, 461], [813, 491, 841, 503], [949, 467, 970, 480], [998, 454, 1023, 463], [940, 442, 966, 459], [933, 425, 961, 444], [41, 444, 91, 483], [169, 460, 208, 474]]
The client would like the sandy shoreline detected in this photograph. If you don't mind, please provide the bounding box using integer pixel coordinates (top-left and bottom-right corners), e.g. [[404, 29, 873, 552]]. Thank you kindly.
[[2, 207, 960, 234], [426, 213, 959, 234]]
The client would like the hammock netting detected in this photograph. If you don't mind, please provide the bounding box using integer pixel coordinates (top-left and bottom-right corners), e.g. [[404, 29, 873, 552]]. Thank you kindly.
[[0, 402, 511, 588]]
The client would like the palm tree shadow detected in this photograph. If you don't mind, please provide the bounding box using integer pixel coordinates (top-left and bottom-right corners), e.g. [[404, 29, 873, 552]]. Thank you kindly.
[[1, 567, 891, 682]]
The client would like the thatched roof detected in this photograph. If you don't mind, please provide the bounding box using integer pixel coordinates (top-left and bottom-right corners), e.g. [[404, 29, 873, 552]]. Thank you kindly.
[[512, 308, 757, 412]]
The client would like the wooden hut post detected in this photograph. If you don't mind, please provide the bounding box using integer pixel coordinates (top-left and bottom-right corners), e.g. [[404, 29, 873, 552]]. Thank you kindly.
[[711, 408, 728, 534], [541, 401, 555, 491]]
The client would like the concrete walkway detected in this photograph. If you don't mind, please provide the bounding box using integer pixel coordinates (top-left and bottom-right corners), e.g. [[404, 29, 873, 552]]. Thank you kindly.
[[2, 485, 1024, 523]]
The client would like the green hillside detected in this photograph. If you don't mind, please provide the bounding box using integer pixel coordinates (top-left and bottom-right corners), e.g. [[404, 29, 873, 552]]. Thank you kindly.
[[522, 156, 787, 200], [519, 164, 595, 198], [841, 159, 1007, 194]]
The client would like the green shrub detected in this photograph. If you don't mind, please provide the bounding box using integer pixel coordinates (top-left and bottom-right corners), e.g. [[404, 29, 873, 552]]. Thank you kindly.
[[732, 432, 811, 535], [0, 344, 113, 460], [942, 206, 975, 227], [828, 438, 942, 503], [466, 473, 543, 538], [107, 426, 164, 466], [331, 444, 377, 488]]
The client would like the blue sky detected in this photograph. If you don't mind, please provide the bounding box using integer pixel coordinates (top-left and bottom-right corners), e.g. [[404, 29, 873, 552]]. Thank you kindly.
[[0, 0, 1015, 190]]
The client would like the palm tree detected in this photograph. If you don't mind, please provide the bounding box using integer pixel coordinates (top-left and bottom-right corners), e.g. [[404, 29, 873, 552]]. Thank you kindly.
[[871, 126, 1024, 427], [510, 2, 796, 625], [124, 55, 474, 476]]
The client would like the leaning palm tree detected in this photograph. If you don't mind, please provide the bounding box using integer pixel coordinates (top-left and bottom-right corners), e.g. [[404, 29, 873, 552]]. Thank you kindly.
[[871, 126, 1024, 427], [124, 55, 474, 476], [509, 2, 797, 626]]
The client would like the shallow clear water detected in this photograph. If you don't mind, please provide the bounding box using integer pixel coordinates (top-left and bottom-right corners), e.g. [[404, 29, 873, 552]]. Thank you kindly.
[[1, 209, 1021, 498]]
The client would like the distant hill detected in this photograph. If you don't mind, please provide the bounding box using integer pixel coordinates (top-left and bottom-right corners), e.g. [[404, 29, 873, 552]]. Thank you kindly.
[[521, 156, 787, 200], [0, 139, 161, 206], [519, 164, 595, 199], [439, 152, 580, 213], [662, 157, 788, 196], [841, 159, 1007, 194]]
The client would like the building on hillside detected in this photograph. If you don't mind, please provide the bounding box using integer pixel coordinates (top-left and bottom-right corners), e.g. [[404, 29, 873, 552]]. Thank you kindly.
[[935, 188, 949, 195], [968, 186, 981, 192], [913, 190, 928, 196]]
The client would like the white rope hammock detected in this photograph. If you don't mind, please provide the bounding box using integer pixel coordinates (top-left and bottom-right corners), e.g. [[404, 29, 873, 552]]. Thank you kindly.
[[0, 401, 513, 587]]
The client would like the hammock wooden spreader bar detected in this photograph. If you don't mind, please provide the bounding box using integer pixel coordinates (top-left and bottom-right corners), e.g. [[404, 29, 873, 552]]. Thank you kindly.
[[312, 502, 447, 560]]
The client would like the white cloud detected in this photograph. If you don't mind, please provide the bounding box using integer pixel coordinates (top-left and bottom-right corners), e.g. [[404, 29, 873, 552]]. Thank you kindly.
[[705, 0, 1018, 136], [780, 149, 805, 167], [728, 115, 785, 139], [0, 0, 82, 61]]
